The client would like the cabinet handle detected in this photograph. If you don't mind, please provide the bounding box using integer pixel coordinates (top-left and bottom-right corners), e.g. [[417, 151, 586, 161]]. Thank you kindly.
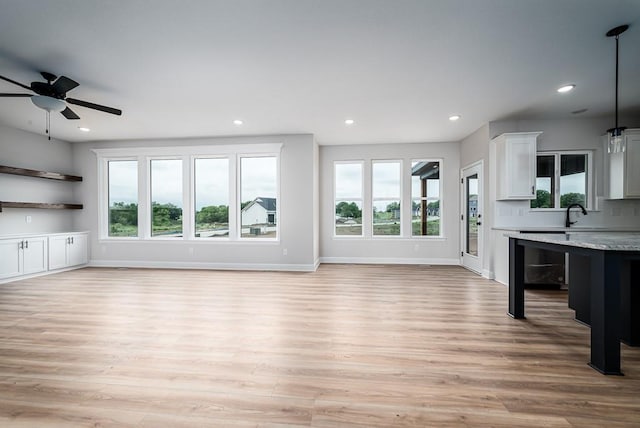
[[531, 186, 535, 195], [25, 240, 28, 249], [19, 240, 23, 250], [71, 237, 74, 244]]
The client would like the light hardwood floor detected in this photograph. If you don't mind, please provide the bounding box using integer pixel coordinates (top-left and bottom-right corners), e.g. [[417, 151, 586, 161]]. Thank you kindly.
[[0, 265, 639, 427]]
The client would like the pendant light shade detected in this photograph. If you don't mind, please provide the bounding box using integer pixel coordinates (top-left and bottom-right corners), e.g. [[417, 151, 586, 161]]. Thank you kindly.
[[606, 24, 629, 154]]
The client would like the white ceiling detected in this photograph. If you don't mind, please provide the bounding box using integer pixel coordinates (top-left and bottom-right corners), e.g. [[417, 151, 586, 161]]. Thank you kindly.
[[0, 0, 639, 144]]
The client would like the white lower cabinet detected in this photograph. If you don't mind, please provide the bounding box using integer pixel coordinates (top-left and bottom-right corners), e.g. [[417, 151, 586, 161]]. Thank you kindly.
[[0, 232, 88, 282], [48, 233, 88, 270], [0, 236, 48, 280]]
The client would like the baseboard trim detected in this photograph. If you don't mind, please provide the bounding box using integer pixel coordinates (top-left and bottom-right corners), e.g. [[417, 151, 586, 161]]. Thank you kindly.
[[89, 259, 318, 272], [0, 264, 87, 284], [318, 257, 460, 265]]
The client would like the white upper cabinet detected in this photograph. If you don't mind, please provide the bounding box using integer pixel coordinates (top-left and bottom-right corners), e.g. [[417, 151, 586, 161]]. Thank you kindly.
[[493, 132, 541, 200], [607, 129, 640, 199]]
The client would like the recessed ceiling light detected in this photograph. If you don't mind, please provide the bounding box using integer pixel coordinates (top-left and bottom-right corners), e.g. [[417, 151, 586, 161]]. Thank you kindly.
[[344, 119, 355, 125], [233, 119, 243, 125], [449, 115, 461, 121], [78, 127, 90, 132], [557, 84, 576, 93]]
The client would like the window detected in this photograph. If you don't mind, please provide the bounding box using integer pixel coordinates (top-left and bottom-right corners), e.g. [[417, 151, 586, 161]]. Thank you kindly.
[[240, 156, 278, 239], [107, 160, 138, 237], [194, 158, 229, 238], [531, 152, 591, 209], [411, 160, 441, 236], [372, 161, 401, 236], [150, 159, 183, 237], [334, 162, 363, 236]]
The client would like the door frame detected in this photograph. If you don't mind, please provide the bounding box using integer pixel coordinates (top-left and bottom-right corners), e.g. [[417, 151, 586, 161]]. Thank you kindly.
[[460, 161, 483, 274]]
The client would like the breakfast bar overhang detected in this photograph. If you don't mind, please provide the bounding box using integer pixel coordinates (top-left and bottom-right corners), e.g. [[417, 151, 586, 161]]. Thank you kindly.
[[508, 232, 640, 375]]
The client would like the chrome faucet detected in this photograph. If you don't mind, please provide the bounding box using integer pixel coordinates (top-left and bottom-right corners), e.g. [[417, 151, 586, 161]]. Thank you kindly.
[[565, 203, 587, 228]]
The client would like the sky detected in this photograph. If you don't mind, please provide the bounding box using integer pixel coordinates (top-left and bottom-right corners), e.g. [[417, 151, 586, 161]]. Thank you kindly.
[[335, 161, 441, 211], [108, 156, 277, 209]]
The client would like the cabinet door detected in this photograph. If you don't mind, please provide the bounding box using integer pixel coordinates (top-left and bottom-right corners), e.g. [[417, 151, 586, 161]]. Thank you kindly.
[[507, 138, 536, 199], [67, 234, 88, 267], [0, 239, 22, 279], [22, 237, 48, 275], [48, 236, 69, 270], [625, 133, 640, 198]]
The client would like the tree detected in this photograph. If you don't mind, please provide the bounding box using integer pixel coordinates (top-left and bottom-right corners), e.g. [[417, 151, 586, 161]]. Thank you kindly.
[[196, 205, 229, 224], [385, 202, 400, 213], [531, 190, 552, 208], [560, 192, 586, 208], [335, 201, 362, 219]]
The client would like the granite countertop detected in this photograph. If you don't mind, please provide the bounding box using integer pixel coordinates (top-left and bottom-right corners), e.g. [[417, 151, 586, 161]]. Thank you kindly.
[[512, 232, 640, 251], [494, 226, 640, 232]]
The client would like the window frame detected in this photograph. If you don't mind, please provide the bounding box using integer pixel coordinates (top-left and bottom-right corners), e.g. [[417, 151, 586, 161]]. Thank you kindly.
[[191, 155, 232, 240], [95, 143, 281, 242], [333, 160, 364, 238], [148, 156, 187, 239], [410, 159, 443, 239], [371, 159, 402, 238], [237, 154, 280, 241], [104, 157, 140, 239], [531, 150, 593, 211]]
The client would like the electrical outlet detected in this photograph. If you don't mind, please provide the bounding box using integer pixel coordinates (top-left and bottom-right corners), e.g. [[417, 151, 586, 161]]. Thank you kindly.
[[413, 244, 420, 252], [25, 215, 32, 224], [188, 247, 194, 255], [282, 248, 288, 256]]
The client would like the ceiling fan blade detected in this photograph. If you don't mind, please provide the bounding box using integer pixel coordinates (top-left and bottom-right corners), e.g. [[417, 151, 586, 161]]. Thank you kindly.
[[61, 107, 80, 120], [0, 93, 32, 97], [52, 76, 79, 95], [66, 98, 122, 116], [0, 75, 33, 91]]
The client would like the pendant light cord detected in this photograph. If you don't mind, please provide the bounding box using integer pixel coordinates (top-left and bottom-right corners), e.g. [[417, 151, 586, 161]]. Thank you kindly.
[[615, 33, 619, 130]]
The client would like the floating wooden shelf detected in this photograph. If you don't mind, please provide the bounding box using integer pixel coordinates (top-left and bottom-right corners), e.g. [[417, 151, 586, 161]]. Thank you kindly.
[[0, 202, 83, 212], [0, 165, 82, 182]]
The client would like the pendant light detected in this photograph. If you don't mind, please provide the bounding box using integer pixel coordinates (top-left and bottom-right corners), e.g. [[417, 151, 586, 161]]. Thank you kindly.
[[606, 24, 629, 153]]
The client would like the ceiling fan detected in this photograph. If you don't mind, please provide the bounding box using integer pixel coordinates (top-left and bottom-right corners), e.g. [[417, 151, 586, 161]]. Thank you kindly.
[[0, 71, 122, 139]]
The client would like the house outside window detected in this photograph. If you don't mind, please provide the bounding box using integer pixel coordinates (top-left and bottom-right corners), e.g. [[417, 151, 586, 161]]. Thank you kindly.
[[96, 143, 281, 241], [240, 156, 278, 239]]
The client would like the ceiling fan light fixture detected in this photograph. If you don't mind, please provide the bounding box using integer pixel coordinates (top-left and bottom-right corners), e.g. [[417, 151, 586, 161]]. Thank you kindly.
[[449, 115, 461, 121], [606, 24, 629, 154], [31, 95, 66, 112]]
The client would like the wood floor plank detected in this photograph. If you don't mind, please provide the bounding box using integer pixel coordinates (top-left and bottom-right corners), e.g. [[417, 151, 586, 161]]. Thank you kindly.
[[0, 264, 639, 426]]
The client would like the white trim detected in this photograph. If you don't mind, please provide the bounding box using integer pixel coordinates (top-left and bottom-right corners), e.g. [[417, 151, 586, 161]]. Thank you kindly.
[[92, 143, 283, 157], [96, 143, 282, 242], [318, 256, 459, 265], [0, 264, 87, 285], [410, 158, 444, 238], [89, 259, 317, 272]]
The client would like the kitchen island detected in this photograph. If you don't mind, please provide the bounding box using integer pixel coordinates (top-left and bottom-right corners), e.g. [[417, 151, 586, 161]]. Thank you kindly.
[[508, 232, 640, 375]]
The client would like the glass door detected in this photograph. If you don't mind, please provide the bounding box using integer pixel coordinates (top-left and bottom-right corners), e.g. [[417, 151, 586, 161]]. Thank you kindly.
[[461, 163, 483, 274]]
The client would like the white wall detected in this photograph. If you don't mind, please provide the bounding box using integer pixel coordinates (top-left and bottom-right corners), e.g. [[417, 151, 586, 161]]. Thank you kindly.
[[73, 134, 318, 271], [0, 124, 78, 235], [319, 142, 461, 264]]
